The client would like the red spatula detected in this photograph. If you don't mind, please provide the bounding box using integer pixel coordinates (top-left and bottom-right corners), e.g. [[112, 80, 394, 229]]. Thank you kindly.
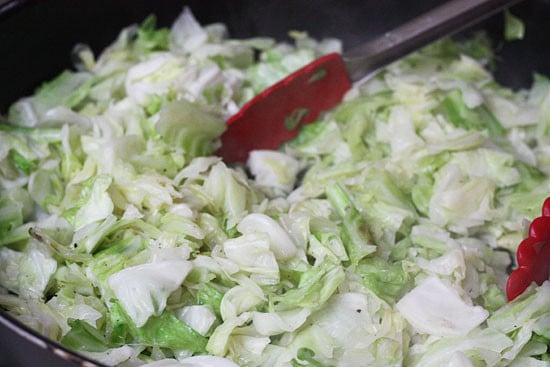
[[217, 0, 524, 163]]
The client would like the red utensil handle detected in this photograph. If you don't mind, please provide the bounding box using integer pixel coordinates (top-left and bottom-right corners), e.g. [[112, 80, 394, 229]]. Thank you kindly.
[[506, 197, 550, 301]]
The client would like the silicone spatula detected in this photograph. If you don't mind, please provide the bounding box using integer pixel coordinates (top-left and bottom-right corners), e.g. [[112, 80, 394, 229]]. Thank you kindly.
[[217, 0, 524, 163]]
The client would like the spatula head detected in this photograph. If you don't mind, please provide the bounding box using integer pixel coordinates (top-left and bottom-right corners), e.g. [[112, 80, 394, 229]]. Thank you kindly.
[[217, 53, 351, 163]]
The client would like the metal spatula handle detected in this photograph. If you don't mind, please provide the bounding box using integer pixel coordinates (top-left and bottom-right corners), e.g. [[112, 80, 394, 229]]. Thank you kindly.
[[344, 0, 524, 82]]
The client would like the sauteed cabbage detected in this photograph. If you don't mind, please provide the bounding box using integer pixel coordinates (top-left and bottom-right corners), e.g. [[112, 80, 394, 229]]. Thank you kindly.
[[1, 7, 549, 367]]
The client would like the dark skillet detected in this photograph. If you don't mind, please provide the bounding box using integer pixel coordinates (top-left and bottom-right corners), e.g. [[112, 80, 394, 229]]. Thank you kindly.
[[0, 0, 549, 366]]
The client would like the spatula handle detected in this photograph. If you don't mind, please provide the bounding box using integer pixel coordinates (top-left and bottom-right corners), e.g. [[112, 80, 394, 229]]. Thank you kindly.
[[343, 0, 524, 82]]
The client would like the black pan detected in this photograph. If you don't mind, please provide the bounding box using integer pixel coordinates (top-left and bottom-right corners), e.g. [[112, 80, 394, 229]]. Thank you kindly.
[[0, 0, 549, 366]]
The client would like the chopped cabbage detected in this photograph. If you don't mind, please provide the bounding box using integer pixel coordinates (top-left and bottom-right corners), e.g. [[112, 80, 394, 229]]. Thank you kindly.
[[0, 6, 548, 367], [395, 276, 489, 336]]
